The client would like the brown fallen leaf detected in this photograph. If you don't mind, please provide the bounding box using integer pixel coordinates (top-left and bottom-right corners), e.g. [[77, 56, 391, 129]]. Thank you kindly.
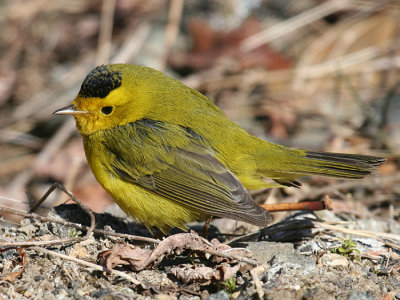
[[99, 244, 152, 272], [379, 292, 392, 300], [99, 232, 256, 271], [0, 247, 27, 282], [169, 18, 292, 71], [170, 264, 240, 285]]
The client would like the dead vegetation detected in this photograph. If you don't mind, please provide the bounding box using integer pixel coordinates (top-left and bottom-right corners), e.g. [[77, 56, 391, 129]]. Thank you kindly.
[[1, 0, 400, 299]]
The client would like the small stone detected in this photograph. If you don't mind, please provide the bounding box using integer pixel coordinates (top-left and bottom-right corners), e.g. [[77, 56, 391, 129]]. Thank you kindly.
[[18, 224, 37, 236], [231, 291, 241, 299], [155, 294, 177, 300], [207, 291, 230, 300], [346, 291, 376, 300], [320, 253, 349, 267], [76, 289, 86, 296], [246, 241, 295, 264], [69, 243, 88, 258]]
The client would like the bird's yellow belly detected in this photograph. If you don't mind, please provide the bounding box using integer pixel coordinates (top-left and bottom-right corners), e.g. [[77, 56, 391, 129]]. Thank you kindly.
[[92, 164, 207, 233]]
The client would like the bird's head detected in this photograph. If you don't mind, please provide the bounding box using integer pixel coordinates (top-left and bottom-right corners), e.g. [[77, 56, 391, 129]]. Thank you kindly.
[[54, 64, 162, 135]]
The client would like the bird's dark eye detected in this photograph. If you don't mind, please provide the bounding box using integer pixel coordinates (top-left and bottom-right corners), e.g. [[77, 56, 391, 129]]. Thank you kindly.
[[101, 106, 113, 115]]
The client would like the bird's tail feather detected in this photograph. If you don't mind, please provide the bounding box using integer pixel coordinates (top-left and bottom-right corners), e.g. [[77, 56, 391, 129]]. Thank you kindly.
[[298, 150, 385, 179], [263, 148, 385, 187]]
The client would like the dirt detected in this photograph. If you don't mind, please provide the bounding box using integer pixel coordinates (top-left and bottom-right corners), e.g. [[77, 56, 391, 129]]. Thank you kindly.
[[1, 204, 399, 299]]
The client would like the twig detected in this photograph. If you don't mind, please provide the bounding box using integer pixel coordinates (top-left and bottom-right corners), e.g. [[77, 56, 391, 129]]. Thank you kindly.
[[1, 183, 95, 247], [293, 44, 385, 80], [260, 197, 331, 212], [158, 0, 184, 71], [203, 249, 259, 266], [11, 55, 94, 122], [315, 221, 400, 250], [96, 0, 116, 64], [0, 204, 159, 246], [111, 22, 151, 63], [6, 118, 77, 198], [241, 0, 350, 52], [29, 246, 142, 285], [250, 264, 269, 300], [0, 129, 42, 150], [32, 183, 93, 225], [0, 238, 85, 248], [54, 156, 83, 207]]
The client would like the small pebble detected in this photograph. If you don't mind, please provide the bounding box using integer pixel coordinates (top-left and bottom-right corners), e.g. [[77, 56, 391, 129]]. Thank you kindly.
[[320, 253, 349, 267]]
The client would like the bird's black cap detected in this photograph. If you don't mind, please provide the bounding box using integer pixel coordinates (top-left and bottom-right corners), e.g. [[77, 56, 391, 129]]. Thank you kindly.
[[79, 65, 122, 98]]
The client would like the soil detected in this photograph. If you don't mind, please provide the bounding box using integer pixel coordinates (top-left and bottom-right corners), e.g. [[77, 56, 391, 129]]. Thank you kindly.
[[1, 204, 399, 299]]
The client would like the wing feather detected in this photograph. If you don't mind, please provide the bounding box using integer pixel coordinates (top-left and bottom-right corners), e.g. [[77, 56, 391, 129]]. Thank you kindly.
[[100, 119, 271, 226]]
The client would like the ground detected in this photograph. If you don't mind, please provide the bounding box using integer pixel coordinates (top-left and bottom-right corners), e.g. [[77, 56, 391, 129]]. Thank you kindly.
[[1, 204, 399, 299]]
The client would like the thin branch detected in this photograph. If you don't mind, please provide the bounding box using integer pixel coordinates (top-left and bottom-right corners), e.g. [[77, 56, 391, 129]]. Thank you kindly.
[[241, 0, 350, 52], [203, 249, 259, 266], [1, 183, 95, 247], [315, 221, 400, 251], [250, 264, 269, 300], [29, 246, 142, 285], [96, 0, 116, 64], [0, 204, 159, 246], [158, 0, 184, 71]]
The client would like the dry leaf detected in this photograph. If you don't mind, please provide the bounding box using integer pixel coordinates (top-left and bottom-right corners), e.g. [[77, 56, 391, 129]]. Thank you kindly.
[[170, 18, 292, 71], [0, 247, 27, 283], [170, 264, 239, 285], [100, 232, 256, 271]]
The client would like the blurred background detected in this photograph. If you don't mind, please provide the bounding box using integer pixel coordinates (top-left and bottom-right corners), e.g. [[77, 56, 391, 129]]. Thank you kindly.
[[0, 0, 399, 227]]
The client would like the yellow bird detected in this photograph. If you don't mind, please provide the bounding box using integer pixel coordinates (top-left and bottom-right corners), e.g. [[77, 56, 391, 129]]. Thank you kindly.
[[54, 64, 385, 233]]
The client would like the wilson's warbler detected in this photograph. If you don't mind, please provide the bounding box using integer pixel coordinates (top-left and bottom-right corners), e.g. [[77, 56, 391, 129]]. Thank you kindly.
[[54, 64, 385, 233]]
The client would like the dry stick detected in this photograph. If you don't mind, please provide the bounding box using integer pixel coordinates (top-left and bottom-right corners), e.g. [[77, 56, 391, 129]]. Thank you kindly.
[[38, 183, 95, 236], [0, 204, 159, 246], [0, 130, 42, 150], [260, 197, 331, 212], [158, 0, 184, 71], [250, 265, 269, 300], [203, 249, 259, 266], [0, 205, 160, 247], [54, 156, 83, 207], [293, 44, 386, 80], [12, 54, 94, 122], [6, 118, 77, 199], [241, 0, 350, 52], [315, 221, 400, 251], [96, 0, 116, 64], [202, 216, 213, 238], [29, 246, 142, 285], [0, 183, 95, 247], [111, 22, 151, 64]]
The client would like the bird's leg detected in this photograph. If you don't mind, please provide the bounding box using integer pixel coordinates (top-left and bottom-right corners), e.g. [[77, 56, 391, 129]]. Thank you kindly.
[[202, 216, 213, 238]]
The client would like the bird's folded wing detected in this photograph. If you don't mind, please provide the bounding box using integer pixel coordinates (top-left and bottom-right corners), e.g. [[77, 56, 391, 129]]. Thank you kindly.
[[101, 120, 271, 226]]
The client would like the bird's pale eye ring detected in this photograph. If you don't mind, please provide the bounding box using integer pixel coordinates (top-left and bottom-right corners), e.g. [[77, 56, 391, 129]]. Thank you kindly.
[[101, 106, 114, 115]]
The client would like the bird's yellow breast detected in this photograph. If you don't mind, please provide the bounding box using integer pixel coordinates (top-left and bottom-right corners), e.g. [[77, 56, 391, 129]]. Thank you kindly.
[[82, 135, 206, 233]]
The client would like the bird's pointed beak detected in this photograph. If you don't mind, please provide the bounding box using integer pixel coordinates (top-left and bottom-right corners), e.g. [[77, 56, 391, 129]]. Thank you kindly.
[[53, 105, 89, 115]]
